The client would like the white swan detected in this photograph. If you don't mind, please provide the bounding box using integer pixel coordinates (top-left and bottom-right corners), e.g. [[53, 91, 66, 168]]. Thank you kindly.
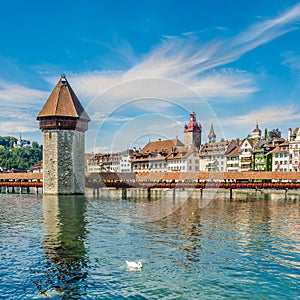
[[126, 260, 143, 269]]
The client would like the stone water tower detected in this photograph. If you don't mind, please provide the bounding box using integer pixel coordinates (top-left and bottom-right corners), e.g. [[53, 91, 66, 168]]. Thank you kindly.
[[37, 75, 90, 194]]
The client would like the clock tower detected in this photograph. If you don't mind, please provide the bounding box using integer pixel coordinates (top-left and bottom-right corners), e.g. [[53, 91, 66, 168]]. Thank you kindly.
[[184, 111, 202, 148]]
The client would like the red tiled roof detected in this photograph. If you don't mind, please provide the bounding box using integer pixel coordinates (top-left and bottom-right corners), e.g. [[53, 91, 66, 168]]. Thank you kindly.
[[0, 173, 42, 180], [86, 172, 136, 181], [29, 160, 42, 171], [252, 124, 261, 133], [166, 147, 196, 160], [268, 146, 289, 154], [280, 141, 289, 146], [294, 128, 300, 135], [37, 75, 90, 121], [226, 146, 239, 157], [184, 111, 201, 132], [140, 138, 184, 154], [136, 172, 300, 181]]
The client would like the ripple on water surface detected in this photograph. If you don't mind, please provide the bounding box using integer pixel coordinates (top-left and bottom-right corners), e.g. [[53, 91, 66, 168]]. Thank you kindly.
[[0, 194, 300, 299]]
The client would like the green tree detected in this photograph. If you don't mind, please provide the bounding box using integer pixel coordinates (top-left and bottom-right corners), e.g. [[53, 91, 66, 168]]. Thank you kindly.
[[32, 141, 39, 149], [0, 137, 42, 170], [269, 128, 281, 139], [0, 136, 17, 148], [264, 128, 268, 140]]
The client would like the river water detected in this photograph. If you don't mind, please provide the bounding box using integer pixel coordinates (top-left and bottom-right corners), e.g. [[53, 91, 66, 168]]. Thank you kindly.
[[0, 190, 300, 299]]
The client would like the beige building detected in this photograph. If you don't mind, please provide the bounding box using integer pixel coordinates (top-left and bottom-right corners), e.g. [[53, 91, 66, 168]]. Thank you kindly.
[[88, 150, 133, 173], [288, 128, 300, 171], [199, 141, 230, 172], [131, 138, 184, 172], [238, 138, 255, 172], [226, 143, 240, 172], [268, 141, 289, 172], [166, 147, 199, 172]]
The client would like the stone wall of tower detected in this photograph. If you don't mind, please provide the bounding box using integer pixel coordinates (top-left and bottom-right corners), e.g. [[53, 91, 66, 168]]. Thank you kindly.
[[42, 129, 85, 194], [184, 131, 194, 148], [184, 131, 201, 148]]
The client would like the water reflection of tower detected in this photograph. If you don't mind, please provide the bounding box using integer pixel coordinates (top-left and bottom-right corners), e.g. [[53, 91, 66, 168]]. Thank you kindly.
[[41, 195, 88, 297]]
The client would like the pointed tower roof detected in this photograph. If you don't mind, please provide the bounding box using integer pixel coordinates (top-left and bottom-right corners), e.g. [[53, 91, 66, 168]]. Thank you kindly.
[[37, 75, 90, 132], [252, 122, 262, 139], [37, 75, 90, 121], [208, 123, 216, 139], [252, 123, 261, 133], [184, 111, 201, 132]]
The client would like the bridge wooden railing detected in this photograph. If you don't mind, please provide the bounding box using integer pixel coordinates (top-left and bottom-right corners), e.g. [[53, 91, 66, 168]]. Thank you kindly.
[[1, 171, 300, 193], [0, 173, 43, 193]]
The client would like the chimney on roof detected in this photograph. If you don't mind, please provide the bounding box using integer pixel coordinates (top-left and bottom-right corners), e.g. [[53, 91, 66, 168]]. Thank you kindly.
[[288, 128, 293, 142]]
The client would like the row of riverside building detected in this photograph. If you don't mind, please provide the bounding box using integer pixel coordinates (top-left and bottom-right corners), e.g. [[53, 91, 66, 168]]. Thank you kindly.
[[86, 111, 300, 174]]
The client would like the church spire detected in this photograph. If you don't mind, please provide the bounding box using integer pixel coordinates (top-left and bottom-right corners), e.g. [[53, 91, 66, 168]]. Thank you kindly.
[[208, 123, 216, 143], [252, 122, 262, 139]]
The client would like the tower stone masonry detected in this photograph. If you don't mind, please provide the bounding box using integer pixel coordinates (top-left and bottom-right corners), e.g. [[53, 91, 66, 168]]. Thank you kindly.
[[37, 75, 90, 194]]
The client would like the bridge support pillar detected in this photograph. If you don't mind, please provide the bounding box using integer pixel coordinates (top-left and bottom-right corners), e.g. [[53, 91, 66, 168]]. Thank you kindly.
[[122, 188, 127, 200], [93, 188, 99, 198]]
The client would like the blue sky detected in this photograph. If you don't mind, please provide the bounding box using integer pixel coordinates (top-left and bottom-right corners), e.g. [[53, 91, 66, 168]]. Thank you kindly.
[[1, 0, 300, 152]]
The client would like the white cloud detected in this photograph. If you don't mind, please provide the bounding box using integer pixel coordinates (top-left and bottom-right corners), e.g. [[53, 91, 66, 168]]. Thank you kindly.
[[62, 2, 300, 110], [0, 120, 38, 134], [193, 70, 258, 98], [0, 81, 47, 136], [2, 2, 300, 148], [222, 105, 300, 128], [282, 51, 300, 71], [0, 80, 47, 106]]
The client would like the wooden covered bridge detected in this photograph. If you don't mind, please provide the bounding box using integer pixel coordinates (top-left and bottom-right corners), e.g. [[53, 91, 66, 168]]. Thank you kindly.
[[1, 171, 300, 194], [86, 171, 300, 190], [0, 172, 43, 193]]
